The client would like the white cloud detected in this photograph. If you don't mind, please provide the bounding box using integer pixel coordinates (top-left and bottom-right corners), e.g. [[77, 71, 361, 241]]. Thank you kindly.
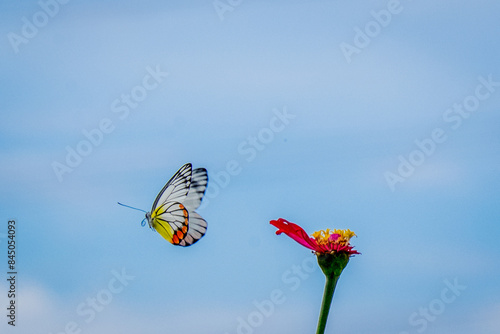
[[0, 282, 63, 333]]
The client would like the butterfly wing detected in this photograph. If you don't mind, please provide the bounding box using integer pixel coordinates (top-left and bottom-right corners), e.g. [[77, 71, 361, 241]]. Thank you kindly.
[[179, 211, 207, 247], [149, 163, 208, 247], [151, 163, 192, 212], [151, 202, 189, 245], [179, 168, 208, 246], [182, 167, 208, 211]]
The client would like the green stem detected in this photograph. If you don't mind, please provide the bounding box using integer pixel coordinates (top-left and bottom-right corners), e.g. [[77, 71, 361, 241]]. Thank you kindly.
[[316, 275, 340, 334]]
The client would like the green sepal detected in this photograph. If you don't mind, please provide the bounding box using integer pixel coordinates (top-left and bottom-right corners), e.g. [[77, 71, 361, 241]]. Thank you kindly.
[[316, 252, 350, 278]]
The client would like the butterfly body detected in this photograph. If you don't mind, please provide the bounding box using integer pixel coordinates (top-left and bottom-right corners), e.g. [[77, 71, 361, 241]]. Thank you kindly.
[[120, 163, 208, 247]]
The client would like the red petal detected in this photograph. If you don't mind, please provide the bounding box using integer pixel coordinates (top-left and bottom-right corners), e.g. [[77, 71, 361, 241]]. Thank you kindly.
[[270, 218, 320, 252]]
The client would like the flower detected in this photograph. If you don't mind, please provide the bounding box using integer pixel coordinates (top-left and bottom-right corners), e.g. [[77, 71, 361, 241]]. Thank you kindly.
[[270, 218, 359, 256], [270, 217, 360, 334]]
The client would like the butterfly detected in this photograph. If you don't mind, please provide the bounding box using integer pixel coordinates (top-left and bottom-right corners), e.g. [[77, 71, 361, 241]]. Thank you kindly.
[[119, 163, 208, 246]]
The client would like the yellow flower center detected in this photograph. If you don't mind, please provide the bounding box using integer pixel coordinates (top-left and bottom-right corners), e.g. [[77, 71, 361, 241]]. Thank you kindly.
[[312, 228, 356, 246]]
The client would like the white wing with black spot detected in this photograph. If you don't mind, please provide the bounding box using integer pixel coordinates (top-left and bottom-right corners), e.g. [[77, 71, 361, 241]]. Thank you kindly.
[[151, 163, 192, 212], [183, 167, 208, 211]]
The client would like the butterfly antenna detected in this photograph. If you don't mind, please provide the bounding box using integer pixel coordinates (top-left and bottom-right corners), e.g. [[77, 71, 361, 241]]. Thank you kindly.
[[117, 202, 147, 213]]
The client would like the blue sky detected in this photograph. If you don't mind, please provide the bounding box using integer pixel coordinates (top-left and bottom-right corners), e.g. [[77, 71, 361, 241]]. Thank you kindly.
[[1, 0, 500, 333]]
